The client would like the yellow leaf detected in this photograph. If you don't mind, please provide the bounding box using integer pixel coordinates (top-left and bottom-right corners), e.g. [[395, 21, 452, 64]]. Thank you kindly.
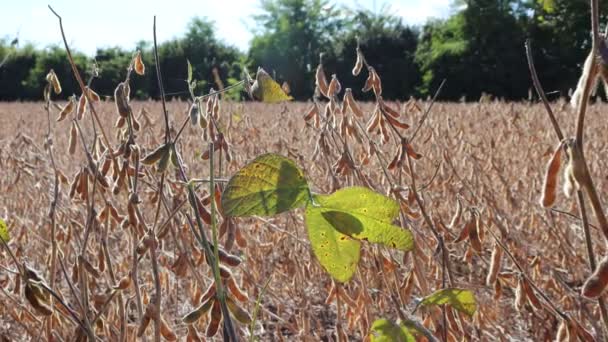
[[0, 218, 9, 243], [252, 68, 293, 103]]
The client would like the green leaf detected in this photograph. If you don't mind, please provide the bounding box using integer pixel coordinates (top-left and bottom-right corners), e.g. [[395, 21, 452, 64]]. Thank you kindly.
[[0, 218, 9, 243], [315, 187, 413, 250], [418, 288, 477, 316], [369, 319, 415, 342], [187, 59, 193, 83], [222, 154, 310, 217], [306, 201, 361, 283], [305, 187, 414, 282], [538, 0, 555, 13], [252, 68, 293, 103]]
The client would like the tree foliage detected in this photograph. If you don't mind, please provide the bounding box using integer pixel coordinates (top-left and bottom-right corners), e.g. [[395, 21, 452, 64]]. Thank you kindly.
[[326, 5, 420, 100], [248, 0, 342, 99], [1, 0, 607, 101]]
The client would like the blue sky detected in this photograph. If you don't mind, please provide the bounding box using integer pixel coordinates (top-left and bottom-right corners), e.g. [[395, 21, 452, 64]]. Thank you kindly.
[[1, 0, 451, 56]]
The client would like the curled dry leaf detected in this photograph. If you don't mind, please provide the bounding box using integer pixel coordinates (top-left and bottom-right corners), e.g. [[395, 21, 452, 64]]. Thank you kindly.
[[250, 68, 293, 103], [521, 276, 542, 310], [25, 283, 52, 316], [57, 96, 76, 122], [134, 50, 145, 75], [362, 68, 375, 93], [352, 47, 364, 76], [455, 216, 473, 243], [327, 74, 341, 97], [379, 97, 400, 118], [362, 67, 382, 96], [344, 88, 364, 117], [141, 143, 170, 166], [46, 69, 62, 94], [86, 87, 100, 102], [226, 296, 252, 324], [316, 62, 329, 98]]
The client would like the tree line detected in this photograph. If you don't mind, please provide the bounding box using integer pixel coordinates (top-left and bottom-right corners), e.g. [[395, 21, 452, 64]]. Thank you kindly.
[[0, 0, 605, 101]]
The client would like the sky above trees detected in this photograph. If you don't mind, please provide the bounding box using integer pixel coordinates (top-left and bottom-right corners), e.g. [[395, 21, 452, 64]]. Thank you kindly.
[[1, 0, 450, 55], [2, 0, 600, 101]]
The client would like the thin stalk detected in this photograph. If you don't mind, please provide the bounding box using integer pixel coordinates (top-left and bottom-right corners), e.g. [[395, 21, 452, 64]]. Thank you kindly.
[[524, 40, 564, 141], [209, 142, 238, 341], [577, 191, 608, 334], [153, 16, 171, 144]]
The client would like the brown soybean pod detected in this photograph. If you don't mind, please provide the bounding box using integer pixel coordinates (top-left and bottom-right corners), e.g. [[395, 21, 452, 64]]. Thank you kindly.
[[352, 48, 364, 76], [68, 121, 78, 155], [486, 243, 503, 286], [540, 142, 563, 207], [134, 51, 145, 75], [316, 63, 329, 98], [582, 255, 608, 298]]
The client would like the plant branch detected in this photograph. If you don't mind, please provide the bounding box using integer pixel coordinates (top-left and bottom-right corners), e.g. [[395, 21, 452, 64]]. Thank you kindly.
[[524, 40, 564, 141]]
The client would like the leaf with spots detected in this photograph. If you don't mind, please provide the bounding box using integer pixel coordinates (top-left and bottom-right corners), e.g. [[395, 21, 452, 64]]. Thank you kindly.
[[222, 153, 310, 217], [315, 187, 413, 250], [305, 187, 414, 282], [0, 218, 9, 243], [369, 319, 415, 342], [417, 288, 477, 316], [306, 200, 361, 283]]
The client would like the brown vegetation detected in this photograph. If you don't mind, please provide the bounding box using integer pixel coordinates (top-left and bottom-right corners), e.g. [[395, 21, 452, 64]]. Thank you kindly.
[[1, 99, 608, 340]]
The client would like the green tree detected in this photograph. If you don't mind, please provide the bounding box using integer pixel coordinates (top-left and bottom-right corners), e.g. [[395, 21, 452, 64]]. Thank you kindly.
[[248, 0, 343, 99], [416, 0, 529, 100], [150, 18, 244, 99], [0, 40, 39, 100], [94, 47, 139, 98], [521, 0, 608, 98], [326, 5, 420, 100], [22, 46, 89, 100]]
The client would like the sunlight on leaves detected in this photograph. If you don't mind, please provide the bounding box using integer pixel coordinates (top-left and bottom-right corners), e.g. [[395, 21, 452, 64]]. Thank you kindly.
[[306, 199, 361, 283], [187, 59, 193, 83], [0, 218, 9, 243], [251, 68, 293, 103], [538, 0, 555, 13], [369, 319, 415, 342], [306, 187, 413, 282], [418, 288, 477, 316], [316, 187, 413, 250], [222, 153, 310, 217]]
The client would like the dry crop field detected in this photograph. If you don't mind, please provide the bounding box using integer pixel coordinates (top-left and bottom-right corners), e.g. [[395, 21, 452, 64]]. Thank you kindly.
[[2, 96, 608, 341]]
